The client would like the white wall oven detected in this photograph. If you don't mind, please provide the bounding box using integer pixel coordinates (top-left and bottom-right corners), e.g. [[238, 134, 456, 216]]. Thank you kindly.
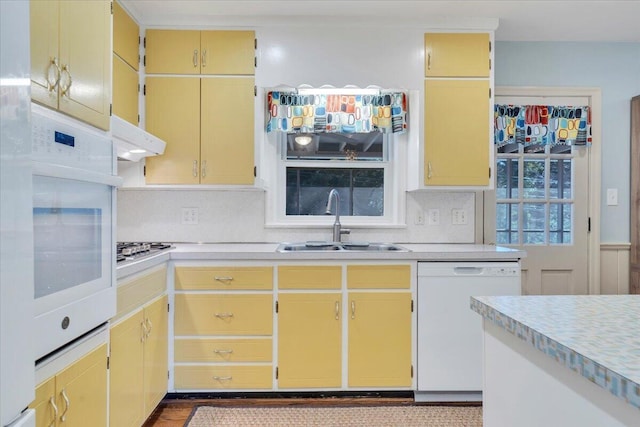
[[31, 104, 122, 360]]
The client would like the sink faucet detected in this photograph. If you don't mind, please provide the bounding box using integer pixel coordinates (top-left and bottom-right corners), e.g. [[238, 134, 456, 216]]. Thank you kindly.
[[325, 189, 350, 242]]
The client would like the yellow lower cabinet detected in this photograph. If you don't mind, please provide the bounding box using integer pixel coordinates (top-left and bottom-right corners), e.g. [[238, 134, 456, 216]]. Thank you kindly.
[[175, 338, 272, 363], [32, 344, 108, 427], [174, 294, 272, 335], [109, 311, 145, 427], [277, 293, 342, 388], [348, 292, 412, 387], [142, 295, 169, 419], [174, 366, 272, 390], [109, 295, 168, 426]]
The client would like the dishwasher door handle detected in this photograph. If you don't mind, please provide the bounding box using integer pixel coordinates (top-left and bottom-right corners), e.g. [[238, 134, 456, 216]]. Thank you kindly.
[[453, 267, 484, 275]]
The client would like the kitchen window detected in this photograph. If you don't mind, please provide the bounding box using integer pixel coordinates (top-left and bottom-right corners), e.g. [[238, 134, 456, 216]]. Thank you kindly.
[[264, 131, 406, 226]]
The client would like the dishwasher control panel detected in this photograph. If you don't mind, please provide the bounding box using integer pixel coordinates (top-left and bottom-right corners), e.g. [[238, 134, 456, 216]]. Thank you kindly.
[[482, 266, 520, 276]]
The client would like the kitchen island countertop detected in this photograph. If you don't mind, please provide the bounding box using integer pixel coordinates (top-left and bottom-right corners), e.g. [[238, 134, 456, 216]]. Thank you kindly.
[[471, 295, 640, 411]]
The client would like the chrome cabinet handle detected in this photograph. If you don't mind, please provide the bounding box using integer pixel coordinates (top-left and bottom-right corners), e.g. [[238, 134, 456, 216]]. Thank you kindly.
[[351, 301, 356, 319], [48, 396, 58, 427], [214, 276, 233, 283], [214, 313, 234, 319], [427, 50, 432, 70], [213, 376, 232, 381], [335, 301, 340, 320], [141, 320, 147, 342], [60, 388, 70, 422], [193, 49, 199, 68], [427, 161, 433, 180], [45, 57, 61, 92], [59, 65, 72, 98], [145, 318, 153, 338], [192, 160, 198, 177], [202, 49, 207, 68], [213, 349, 234, 354], [201, 160, 207, 178]]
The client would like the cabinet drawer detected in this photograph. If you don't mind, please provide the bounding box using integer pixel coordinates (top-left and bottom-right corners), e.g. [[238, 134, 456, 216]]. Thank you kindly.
[[116, 265, 167, 320], [174, 365, 272, 389], [347, 265, 411, 289], [175, 338, 272, 363], [175, 266, 273, 290], [174, 294, 272, 335], [278, 265, 341, 290]]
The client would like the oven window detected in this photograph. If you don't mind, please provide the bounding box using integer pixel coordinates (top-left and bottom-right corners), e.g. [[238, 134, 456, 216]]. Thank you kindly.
[[33, 207, 103, 298]]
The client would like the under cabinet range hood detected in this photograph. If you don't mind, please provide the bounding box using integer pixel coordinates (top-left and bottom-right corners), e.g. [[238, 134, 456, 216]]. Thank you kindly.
[[111, 115, 166, 161]]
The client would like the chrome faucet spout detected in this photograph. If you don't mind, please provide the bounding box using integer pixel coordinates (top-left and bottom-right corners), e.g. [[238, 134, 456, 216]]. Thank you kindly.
[[326, 189, 349, 242]]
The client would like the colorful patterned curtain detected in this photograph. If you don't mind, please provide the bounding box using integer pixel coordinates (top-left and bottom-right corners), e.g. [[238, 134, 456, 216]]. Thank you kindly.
[[494, 104, 591, 147], [266, 90, 408, 134]]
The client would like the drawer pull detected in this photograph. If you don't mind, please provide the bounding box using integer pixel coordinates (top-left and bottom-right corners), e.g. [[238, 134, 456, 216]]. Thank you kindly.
[[215, 313, 234, 319], [214, 276, 234, 283], [213, 349, 234, 354], [213, 376, 233, 381]]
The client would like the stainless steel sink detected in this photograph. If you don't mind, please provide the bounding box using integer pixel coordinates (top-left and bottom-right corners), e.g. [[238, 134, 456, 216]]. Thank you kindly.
[[276, 242, 410, 252]]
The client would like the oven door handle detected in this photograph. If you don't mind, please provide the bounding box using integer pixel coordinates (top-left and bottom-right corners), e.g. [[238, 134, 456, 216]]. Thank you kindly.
[[33, 162, 123, 187]]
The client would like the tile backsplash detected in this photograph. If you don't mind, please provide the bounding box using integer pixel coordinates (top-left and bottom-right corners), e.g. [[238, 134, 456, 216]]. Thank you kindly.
[[117, 188, 476, 244]]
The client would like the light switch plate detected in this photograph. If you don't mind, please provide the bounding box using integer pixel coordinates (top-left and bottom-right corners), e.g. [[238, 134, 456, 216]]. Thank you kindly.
[[606, 188, 618, 206], [451, 209, 468, 225], [181, 207, 199, 224]]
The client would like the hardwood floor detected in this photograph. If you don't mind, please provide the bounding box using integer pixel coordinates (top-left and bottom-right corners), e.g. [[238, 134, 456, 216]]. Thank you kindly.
[[143, 396, 421, 427]]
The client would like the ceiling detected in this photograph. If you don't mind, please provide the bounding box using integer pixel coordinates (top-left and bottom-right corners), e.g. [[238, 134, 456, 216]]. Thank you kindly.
[[121, 0, 640, 42]]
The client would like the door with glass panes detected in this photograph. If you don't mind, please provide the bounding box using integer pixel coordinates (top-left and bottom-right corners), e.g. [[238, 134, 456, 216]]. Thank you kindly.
[[484, 95, 591, 295]]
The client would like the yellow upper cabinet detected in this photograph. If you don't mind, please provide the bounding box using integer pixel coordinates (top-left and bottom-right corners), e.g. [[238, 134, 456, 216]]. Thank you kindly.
[[113, 0, 139, 70], [145, 30, 255, 75], [112, 54, 139, 125], [30, 0, 112, 130], [424, 33, 490, 77]]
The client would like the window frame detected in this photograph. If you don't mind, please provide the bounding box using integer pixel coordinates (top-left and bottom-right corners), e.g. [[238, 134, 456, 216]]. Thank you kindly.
[[263, 131, 407, 228]]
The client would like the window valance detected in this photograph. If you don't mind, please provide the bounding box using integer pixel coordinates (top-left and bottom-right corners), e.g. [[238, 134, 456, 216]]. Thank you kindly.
[[494, 104, 591, 147], [266, 89, 408, 134]]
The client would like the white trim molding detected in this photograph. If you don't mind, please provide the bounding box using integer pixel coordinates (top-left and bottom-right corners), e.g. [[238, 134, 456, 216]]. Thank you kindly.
[[600, 243, 631, 295]]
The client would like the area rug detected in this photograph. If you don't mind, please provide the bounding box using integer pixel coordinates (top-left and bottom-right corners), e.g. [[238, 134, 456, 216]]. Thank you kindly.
[[185, 405, 482, 426]]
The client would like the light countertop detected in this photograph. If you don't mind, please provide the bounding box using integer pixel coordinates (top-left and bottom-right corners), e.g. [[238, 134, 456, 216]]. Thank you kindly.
[[116, 242, 524, 279], [471, 295, 640, 411]]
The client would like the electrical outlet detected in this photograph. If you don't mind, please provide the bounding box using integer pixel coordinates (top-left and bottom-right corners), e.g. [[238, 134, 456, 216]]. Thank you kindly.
[[415, 209, 425, 225], [428, 209, 440, 225], [451, 209, 468, 225], [181, 207, 199, 225]]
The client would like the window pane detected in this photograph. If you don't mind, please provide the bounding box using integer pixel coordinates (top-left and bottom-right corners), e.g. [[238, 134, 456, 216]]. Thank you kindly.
[[496, 158, 519, 199], [549, 203, 572, 244], [496, 203, 519, 244], [523, 159, 545, 199], [286, 168, 383, 216], [286, 132, 385, 161], [523, 203, 545, 244], [550, 159, 572, 199]]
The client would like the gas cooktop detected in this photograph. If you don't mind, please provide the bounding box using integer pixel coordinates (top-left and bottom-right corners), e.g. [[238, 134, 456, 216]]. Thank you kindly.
[[116, 242, 173, 263]]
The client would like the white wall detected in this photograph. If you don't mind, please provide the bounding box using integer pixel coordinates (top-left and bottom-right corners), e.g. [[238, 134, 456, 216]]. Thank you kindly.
[[118, 24, 484, 243], [495, 41, 640, 243]]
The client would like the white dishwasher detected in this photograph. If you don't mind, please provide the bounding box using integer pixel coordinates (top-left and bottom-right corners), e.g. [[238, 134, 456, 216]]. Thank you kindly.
[[415, 261, 521, 402]]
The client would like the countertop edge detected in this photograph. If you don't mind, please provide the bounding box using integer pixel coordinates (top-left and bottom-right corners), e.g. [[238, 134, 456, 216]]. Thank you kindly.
[[470, 297, 640, 411]]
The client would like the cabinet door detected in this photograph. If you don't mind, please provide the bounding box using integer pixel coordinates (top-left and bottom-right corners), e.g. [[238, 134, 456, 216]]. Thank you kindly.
[[348, 293, 412, 387], [200, 77, 255, 185], [145, 30, 201, 74], [200, 31, 255, 75], [143, 295, 169, 419], [30, 0, 59, 109], [278, 293, 342, 388], [31, 377, 56, 427], [113, 0, 139, 70], [56, 344, 108, 427], [109, 311, 145, 427], [424, 79, 490, 186], [58, 0, 111, 130], [424, 33, 490, 77], [145, 77, 201, 184], [112, 54, 139, 126]]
